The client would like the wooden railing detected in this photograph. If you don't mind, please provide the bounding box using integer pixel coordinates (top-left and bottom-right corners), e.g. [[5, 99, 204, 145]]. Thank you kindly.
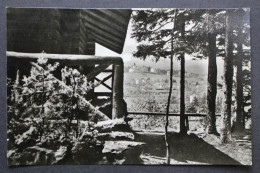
[[7, 51, 125, 120], [127, 112, 221, 130], [127, 111, 221, 117]]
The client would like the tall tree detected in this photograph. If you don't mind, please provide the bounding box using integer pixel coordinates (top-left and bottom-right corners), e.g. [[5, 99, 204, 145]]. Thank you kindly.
[[190, 10, 225, 135], [220, 10, 234, 143], [179, 17, 187, 134], [240, 10, 251, 121], [234, 10, 244, 131], [233, 9, 250, 131], [207, 31, 218, 134], [165, 9, 178, 164]]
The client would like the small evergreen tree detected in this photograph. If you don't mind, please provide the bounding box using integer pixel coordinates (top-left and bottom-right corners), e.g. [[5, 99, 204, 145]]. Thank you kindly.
[[8, 55, 100, 149]]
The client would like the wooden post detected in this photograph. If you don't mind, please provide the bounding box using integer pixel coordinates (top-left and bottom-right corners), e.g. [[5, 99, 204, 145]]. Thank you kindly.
[[112, 64, 124, 119]]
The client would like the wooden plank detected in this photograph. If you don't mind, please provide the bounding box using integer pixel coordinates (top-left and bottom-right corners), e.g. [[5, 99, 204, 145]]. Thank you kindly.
[[7, 51, 123, 66], [82, 10, 126, 36], [95, 9, 130, 27], [127, 112, 221, 117], [88, 31, 123, 52], [83, 21, 124, 46]]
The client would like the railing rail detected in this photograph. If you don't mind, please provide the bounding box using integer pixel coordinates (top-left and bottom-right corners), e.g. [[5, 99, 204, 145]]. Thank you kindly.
[[7, 51, 123, 66], [127, 111, 221, 117]]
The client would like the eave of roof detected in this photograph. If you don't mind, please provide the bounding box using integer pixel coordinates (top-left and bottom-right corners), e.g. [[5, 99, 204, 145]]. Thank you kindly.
[[82, 9, 132, 54]]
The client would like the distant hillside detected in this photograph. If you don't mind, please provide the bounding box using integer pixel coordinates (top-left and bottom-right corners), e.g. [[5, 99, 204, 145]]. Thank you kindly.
[[124, 56, 224, 76]]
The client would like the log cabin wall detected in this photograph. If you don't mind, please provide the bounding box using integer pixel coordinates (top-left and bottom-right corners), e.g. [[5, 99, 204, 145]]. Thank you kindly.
[[7, 8, 62, 53], [7, 8, 96, 55], [7, 8, 131, 119]]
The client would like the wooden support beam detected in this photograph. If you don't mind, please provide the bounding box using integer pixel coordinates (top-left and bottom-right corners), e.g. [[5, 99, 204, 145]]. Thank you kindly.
[[7, 51, 123, 66], [112, 64, 124, 119], [101, 74, 113, 83], [94, 77, 112, 90], [94, 73, 113, 89], [86, 64, 110, 80]]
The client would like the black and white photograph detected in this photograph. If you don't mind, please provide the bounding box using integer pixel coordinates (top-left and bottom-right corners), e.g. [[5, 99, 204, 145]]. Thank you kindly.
[[6, 8, 251, 165]]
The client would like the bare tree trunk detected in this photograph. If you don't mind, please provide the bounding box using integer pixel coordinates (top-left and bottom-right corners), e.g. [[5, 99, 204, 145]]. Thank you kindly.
[[165, 54, 173, 164], [206, 33, 218, 135], [180, 21, 187, 134], [234, 10, 244, 132], [220, 10, 234, 143], [234, 41, 244, 131], [165, 9, 177, 164]]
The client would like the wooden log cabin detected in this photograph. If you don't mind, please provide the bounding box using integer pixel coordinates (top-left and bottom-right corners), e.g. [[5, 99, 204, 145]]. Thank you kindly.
[[7, 8, 132, 120]]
